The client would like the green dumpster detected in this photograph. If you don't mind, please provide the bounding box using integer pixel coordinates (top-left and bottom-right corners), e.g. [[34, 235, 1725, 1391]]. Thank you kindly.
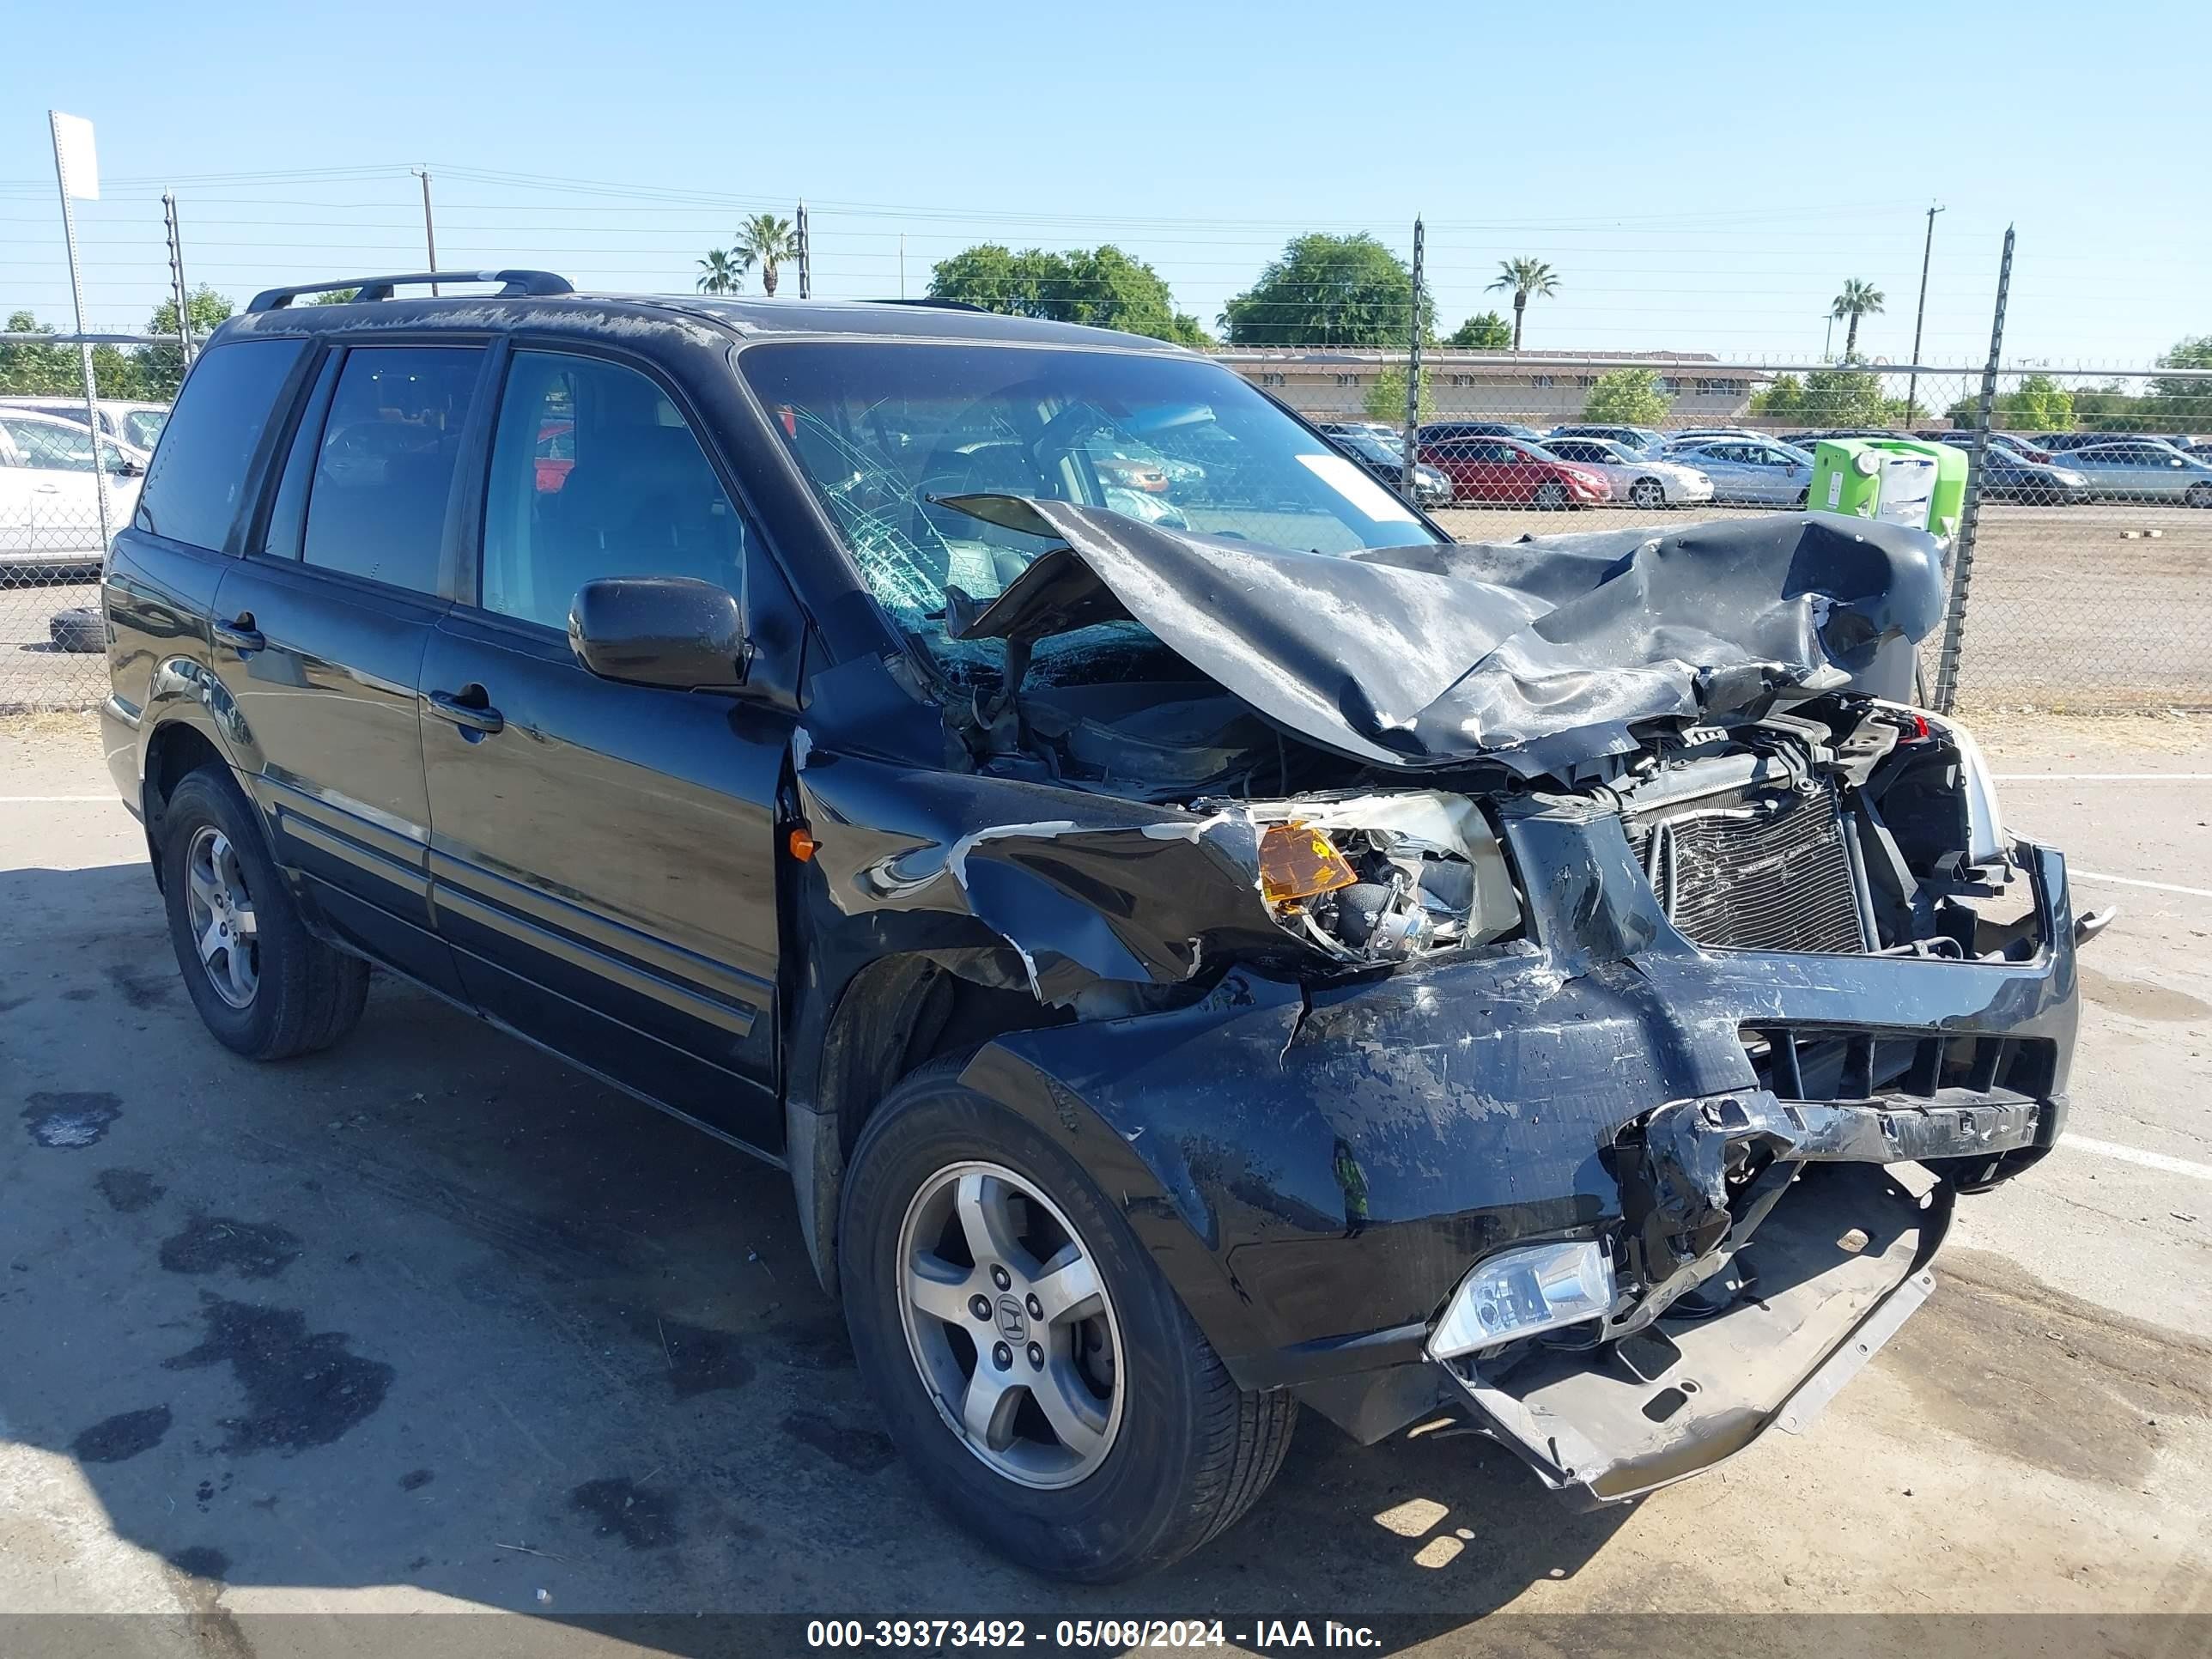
[[1810, 438, 1966, 542]]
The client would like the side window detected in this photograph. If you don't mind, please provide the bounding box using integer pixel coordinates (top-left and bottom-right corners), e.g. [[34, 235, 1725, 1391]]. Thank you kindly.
[[135, 337, 307, 550], [2, 419, 97, 471], [479, 351, 746, 633], [301, 345, 484, 592]]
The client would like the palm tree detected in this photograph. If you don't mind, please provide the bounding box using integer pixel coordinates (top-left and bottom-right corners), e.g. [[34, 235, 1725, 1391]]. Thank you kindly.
[[1832, 278, 1886, 360], [1486, 258, 1559, 350], [696, 249, 743, 295], [733, 213, 799, 297]]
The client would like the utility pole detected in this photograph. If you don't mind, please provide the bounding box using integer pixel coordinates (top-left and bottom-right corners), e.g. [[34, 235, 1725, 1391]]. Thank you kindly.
[[162, 190, 196, 365], [795, 200, 811, 300], [1401, 216, 1425, 507], [1905, 203, 1946, 425], [899, 234, 906, 300], [1930, 225, 2012, 714], [413, 167, 439, 295], [1823, 311, 1834, 362]]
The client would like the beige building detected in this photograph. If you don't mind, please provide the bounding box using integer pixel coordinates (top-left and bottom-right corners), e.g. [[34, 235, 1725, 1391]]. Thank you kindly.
[[1208, 349, 1766, 427]]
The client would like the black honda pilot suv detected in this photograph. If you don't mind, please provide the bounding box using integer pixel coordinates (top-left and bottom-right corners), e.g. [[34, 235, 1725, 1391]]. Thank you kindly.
[[102, 270, 2081, 1581]]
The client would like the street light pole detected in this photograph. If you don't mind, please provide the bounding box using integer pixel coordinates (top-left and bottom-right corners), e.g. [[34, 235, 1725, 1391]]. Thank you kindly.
[[1905, 203, 1945, 424]]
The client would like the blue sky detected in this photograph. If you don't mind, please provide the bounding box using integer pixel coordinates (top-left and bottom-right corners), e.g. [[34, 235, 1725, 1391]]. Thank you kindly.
[[3, 0, 2204, 368]]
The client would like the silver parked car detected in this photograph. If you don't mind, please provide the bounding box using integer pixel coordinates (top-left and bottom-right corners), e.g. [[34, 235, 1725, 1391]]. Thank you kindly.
[[2063, 439, 2212, 506], [1655, 438, 1815, 506], [0, 408, 149, 570], [1540, 437, 1714, 507]]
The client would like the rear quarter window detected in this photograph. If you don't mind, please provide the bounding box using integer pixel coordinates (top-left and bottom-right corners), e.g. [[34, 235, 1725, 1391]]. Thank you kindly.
[[134, 338, 307, 551]]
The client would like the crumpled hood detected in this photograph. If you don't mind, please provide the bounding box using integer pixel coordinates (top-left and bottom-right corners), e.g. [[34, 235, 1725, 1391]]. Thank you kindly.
[[941, 495, 1946, 775]]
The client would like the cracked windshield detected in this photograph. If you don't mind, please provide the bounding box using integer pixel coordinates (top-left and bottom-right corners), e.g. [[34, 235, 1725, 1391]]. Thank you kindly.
[[738, 341, 1438, 678]]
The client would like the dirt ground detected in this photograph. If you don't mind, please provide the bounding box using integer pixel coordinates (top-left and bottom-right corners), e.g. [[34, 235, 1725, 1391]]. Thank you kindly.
[[3, 710, 2210, 1657]]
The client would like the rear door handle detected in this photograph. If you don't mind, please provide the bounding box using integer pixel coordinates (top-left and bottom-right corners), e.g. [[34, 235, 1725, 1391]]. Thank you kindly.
[[426, 687, 504, 736], [213, 616, 264, 653]]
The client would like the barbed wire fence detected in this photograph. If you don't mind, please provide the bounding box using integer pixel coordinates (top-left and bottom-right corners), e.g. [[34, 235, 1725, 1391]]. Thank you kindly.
[[3, 175, 2207, 717]]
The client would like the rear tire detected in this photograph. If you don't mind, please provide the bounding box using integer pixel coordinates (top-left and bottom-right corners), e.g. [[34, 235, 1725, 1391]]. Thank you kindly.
[[839, 1060, 1295, 1582], [159, 766, 369, 1060]]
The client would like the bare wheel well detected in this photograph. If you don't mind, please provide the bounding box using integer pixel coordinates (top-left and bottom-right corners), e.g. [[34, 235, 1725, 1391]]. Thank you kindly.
[[794, 954, 1070, 1295], [140, 723, 228, 889]]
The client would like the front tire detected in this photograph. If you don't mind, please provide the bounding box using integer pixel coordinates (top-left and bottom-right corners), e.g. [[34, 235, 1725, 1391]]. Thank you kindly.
[[2187, 483, 2212, 509], [1629, 478, 1665, 508], [839, 1061, 1295, 1581], [1533, 481, 1569, 510], [159, 767, 369, 1060]]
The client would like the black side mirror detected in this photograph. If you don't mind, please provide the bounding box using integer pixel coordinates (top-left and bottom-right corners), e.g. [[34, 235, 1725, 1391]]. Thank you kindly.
[[116, 458, 145, 477], [568, 576, 748, 690]]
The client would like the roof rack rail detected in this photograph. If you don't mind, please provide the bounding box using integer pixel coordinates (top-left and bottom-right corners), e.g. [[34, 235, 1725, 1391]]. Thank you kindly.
[[246, 270, 575, 313], [870, 296, 988, 313]]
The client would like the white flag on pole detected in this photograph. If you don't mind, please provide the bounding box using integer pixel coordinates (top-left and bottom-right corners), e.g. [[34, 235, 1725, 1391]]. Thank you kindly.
[[51, 112, 99, 200]]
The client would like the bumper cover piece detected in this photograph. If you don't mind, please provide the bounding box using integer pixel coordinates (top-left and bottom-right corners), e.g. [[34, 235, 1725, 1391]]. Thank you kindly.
[[1442, 1160, 1944, 1506]]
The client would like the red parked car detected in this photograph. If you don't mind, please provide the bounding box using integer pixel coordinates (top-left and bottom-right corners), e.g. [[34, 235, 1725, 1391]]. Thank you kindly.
[[1418, 434, 1612, 507]]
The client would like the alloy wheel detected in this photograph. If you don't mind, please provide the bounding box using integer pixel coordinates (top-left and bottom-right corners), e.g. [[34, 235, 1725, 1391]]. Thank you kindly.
[[896, 1160, 1126, 1490], [185, 825, 259, 1009]]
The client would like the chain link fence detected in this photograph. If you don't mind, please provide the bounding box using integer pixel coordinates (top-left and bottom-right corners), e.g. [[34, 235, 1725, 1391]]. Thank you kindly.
[[0, 387, 131, 712]]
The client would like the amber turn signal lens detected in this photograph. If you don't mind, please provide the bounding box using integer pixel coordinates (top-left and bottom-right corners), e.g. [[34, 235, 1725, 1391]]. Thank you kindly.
[[1257, 822, 1357, 904], [787, 827, 818, 862]]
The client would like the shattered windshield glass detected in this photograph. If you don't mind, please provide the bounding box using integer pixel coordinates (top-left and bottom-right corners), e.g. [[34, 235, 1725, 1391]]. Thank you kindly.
[[738, 341, 1441, 681]]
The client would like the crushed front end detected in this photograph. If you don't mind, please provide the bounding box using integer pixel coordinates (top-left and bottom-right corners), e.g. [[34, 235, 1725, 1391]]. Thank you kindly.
[[941, 694, 2078, 1507]]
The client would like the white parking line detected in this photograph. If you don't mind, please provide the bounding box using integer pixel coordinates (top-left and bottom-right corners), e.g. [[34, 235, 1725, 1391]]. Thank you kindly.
[[0, 794, 113, 803], [2073, 870, 2212, 900], [2061, 1134, 2212, 1182], [1995, 773, 2212, 781]]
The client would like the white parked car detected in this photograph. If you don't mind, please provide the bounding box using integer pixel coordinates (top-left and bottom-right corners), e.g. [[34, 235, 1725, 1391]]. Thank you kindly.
[[0, 395, 170, 452], [1540, 436, 1715, 507], [0, 408, 149, 572]]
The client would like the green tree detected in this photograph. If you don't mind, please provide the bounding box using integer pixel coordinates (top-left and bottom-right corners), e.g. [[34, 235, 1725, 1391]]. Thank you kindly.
[[309, 288, 360, 305], [1486, 258, 1559, 350], [1220, 233, 1428, 347], [1753, 368, 1905, 425], [1830, 278, 1885, 361], [733, 213, 799, 296], [1942, 374, 2076, 431], [1582, 368, 1672, 426], [1363, 366, 1434, 424], [1446, 310, 1512, 349], [928, 243, 1207, 346], [2151, 336, 2212, 430], [139, 286, 235, 401], [695, 250, 743, 295], [0, 312, 78, 395]]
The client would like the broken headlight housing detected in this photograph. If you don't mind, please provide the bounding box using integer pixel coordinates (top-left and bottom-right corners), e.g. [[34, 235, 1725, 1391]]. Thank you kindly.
[[1238, 792, 1523, 964], [1429, 1239, 1617, 1358]]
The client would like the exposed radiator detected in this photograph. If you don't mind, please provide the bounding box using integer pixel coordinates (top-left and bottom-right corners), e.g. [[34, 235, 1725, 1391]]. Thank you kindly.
[[1630, 781, 1868, 954]]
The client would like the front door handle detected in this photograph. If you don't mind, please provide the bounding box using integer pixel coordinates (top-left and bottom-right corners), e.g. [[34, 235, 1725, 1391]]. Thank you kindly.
[[213, 615, 264, 653], [426, 687, 504, 736]]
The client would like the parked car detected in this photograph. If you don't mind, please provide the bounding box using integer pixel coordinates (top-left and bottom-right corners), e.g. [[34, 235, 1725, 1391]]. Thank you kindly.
[[1658, 426, 1773, 448], [1653, 437, 1815, 505], [0, 407, 149, 572], [1419, 434, 1612, 507], [0, 394, 170, 452], [1783, 428, 1913, 448], [1547, 422, 1663, 452], [2063, 439, 2212, 505], [1418, 420, 1547, 445], [103, 272, 2080, 1583], [1539, 436, 1713, 507], [2035, 430, 2147, 454], [1976, 453, 2091, 505], [1916, 430, 2058, 465], [1317, 424, 1453, 507]]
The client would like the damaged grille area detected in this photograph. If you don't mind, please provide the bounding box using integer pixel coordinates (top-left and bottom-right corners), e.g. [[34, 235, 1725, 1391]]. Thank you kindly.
[[1630, 780, 1865, 954]]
